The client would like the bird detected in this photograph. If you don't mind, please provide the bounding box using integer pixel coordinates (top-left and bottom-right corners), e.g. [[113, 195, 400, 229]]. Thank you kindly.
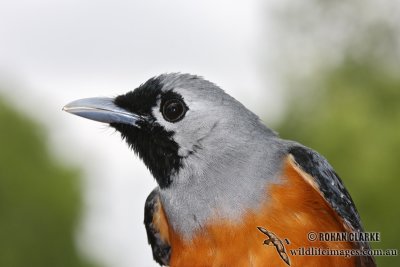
[[63, 73, 376, 267]]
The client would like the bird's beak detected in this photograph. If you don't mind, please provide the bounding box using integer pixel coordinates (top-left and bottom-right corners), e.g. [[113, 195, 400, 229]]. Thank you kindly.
[[63, 97, 142, 126]]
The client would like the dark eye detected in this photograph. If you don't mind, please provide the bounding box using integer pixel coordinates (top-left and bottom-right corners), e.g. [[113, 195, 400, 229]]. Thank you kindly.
[[161, 99, 187, 122]]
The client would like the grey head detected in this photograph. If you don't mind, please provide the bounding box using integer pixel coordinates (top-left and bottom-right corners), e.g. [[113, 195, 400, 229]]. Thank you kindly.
[[64, 73, 285, 237]]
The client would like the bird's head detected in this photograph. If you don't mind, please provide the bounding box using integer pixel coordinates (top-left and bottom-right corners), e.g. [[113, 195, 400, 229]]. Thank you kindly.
[[64, 73, 275, 189]]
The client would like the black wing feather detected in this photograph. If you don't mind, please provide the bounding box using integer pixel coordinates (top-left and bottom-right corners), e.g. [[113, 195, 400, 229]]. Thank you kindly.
[[144, 188, 171, 266], [289, 146, 376, 267], [289, 146, 362, 232]]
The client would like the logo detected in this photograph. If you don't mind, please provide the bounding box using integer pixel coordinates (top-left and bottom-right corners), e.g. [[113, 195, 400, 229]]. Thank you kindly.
[[257, 226, 291, 266]]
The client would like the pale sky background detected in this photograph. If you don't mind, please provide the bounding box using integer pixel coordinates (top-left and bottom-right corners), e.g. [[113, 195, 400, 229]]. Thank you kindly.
[[0, 1, 284, 266]]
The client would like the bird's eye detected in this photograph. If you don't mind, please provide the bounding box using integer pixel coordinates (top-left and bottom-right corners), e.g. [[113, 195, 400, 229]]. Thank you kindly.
[[161, 99, 187, 122]]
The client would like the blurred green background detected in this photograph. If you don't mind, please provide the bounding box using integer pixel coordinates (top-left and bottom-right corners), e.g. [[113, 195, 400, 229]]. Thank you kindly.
[[0, 98, 95, 267], [271, 1, 400, 266], [0, 0, 398, 266]]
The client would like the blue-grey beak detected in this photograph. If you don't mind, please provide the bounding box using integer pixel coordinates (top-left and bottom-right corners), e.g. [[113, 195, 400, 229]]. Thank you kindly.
[[63, 97, 142, 126]]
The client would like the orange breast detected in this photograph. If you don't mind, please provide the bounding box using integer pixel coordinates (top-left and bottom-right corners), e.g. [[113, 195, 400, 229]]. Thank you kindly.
[[164, 156, 356, 267]]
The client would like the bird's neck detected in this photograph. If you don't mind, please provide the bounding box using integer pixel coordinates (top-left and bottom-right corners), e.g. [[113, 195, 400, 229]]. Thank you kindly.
[[159, 137, 284, 239]]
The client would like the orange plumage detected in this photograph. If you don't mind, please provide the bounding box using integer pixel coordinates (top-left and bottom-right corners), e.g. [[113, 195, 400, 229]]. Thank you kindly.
[[153, 156, 356, 267]]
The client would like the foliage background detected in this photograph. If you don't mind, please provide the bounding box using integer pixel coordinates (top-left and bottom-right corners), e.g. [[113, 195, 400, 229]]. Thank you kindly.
[[271, 1, 400, 266], [0, 99, 95, 267]]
